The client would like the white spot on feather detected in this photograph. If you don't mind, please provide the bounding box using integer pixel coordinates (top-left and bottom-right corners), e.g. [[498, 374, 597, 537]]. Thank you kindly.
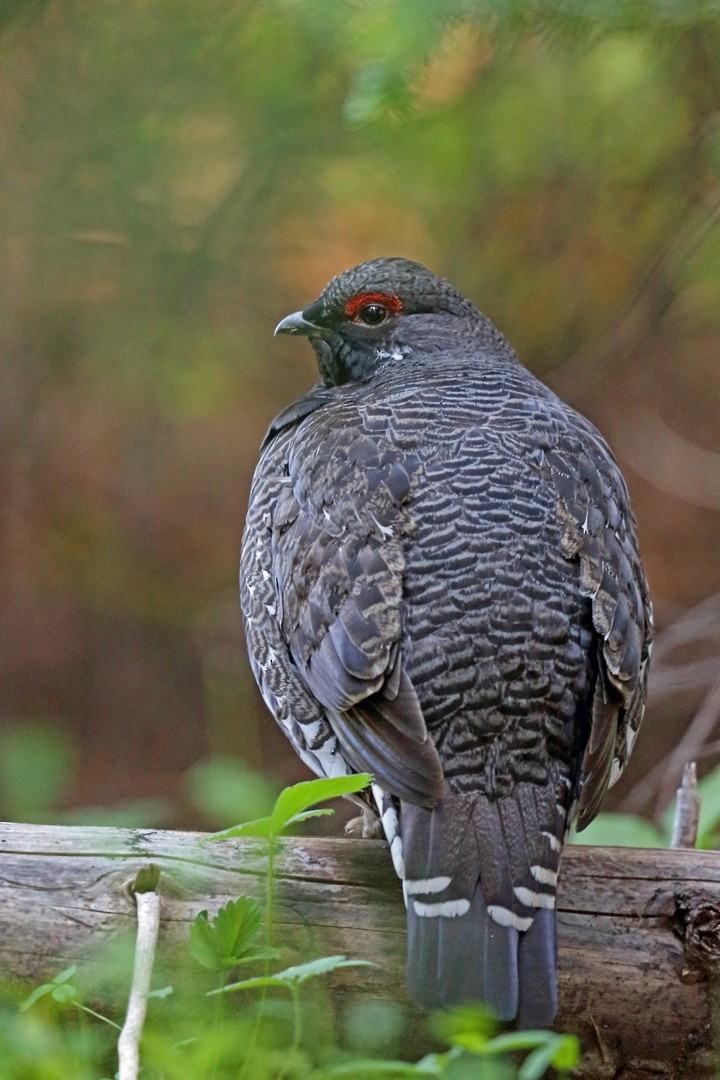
[[413, 898, 470, 918], [369, 512, 394, 539], [375, 346, 407, 363], [487, 905, 532, 932], [541, 831, 562, 853], [300, 718, 323, 745], [313, 739, 349, 778], [404, 876, 452, 896], [531, 865, 558, 887], [513, 886, 555, 910]]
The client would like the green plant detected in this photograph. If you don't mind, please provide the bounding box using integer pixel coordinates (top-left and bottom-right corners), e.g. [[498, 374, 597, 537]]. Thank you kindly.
[[570, 760, 720, 849], [12, 775, 580, 1079]]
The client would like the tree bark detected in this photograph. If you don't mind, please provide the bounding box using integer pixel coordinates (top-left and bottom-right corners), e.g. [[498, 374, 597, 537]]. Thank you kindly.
[[0, 822, 717, 1078]]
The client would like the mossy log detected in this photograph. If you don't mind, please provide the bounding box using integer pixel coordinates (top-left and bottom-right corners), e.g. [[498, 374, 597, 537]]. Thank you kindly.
[[0, 822, 718, 1078]]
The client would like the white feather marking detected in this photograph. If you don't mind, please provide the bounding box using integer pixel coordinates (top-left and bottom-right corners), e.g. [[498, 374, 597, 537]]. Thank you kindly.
[[487, 905, 532, 932], [375, 347, 406, 363], [625, 723, 638, 756], [609, 758, 622, 787], [369, 512, 393, 539], [413, 898, 470, 918], [513, 886, 555, 910], [531, 865, 558, 887], [313, 740, 349, 778], [404, 876, 452, 896], [381, 805, 399, 842], [541, 831, 562, 852], [390, 835, 405, 879], [371, 783, 386, 814], [300, 718, 323, 745]]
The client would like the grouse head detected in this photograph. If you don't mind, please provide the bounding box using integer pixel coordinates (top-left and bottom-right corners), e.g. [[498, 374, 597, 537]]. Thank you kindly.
[[275, 257, 482, 388]]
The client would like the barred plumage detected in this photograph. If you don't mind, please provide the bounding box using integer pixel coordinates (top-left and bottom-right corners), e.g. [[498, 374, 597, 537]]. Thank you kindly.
[[240, 258, 652, 1026]]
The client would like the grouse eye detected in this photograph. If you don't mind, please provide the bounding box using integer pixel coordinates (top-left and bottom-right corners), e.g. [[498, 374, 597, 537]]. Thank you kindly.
[[357, 302, 390, 326], [343, 292, 403, 325]]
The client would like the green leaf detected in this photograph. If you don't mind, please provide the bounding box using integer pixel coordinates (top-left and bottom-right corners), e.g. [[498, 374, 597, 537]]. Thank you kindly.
[[19, 983, 57, 1012], [549, 1034, 580, 1070], [214, 955, 375, 994], [284, 808, 336, 827], [206, 774, 372, 842], [269, 775, 372, 835], [517, 1036, 573, 1080], [484, 1031, 549, 1055], [231, 945, 280, 966], [20, 966, 78, 1012], [206, 815, 276, 841], [209, 973, 289, 994], [188, 897, 265, 971]]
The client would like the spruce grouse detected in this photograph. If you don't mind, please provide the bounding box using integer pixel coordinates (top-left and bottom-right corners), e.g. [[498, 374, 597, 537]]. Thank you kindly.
[[240, 257, 652, 1026]]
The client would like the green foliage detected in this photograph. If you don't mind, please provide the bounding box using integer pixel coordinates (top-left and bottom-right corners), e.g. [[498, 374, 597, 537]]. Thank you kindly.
[[572, 761, 720, 849], [569, 811, 665, 847], [689, 762, 720, 849], [312, 1004, 579, 1079], [185, 755, 279, 826], [7, 774, 578, 1078], [19, 967, 79, 1012], [213, 955, 375, 995], [2, 0, 719, 826], [0, 723, 76, 822], [188, 897, 279, 972], [208, 774, 373, 842]]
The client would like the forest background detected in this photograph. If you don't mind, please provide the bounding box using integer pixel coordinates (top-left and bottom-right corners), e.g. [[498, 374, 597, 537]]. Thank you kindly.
[[1, 0, 719, 834]]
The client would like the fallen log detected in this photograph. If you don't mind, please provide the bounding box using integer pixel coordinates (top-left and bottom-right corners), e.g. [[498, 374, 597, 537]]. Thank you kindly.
[[0, 821, 717, 1078]]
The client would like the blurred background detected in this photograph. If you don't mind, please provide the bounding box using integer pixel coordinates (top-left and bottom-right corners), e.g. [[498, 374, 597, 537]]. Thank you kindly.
[[1, 0, 719, 832]]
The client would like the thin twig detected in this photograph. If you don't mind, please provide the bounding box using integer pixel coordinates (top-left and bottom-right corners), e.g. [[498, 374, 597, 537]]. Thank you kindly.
[[117, 865, 162, 1080], [671, 763, 700, 849]]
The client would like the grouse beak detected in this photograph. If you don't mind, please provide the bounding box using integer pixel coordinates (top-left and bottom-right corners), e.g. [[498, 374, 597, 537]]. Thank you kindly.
[[274, 310, 323, 337]]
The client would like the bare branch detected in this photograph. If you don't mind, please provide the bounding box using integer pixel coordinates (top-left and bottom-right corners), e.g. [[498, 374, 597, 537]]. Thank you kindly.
[[117, 866, 161, 1080], [671, 763, 700, 849]]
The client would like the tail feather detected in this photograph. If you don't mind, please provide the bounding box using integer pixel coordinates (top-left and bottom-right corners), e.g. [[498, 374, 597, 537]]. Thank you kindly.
[[392, 787, 565, 1026], [517, 908, 557, 1027], [480, 897, 520, 1020]]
